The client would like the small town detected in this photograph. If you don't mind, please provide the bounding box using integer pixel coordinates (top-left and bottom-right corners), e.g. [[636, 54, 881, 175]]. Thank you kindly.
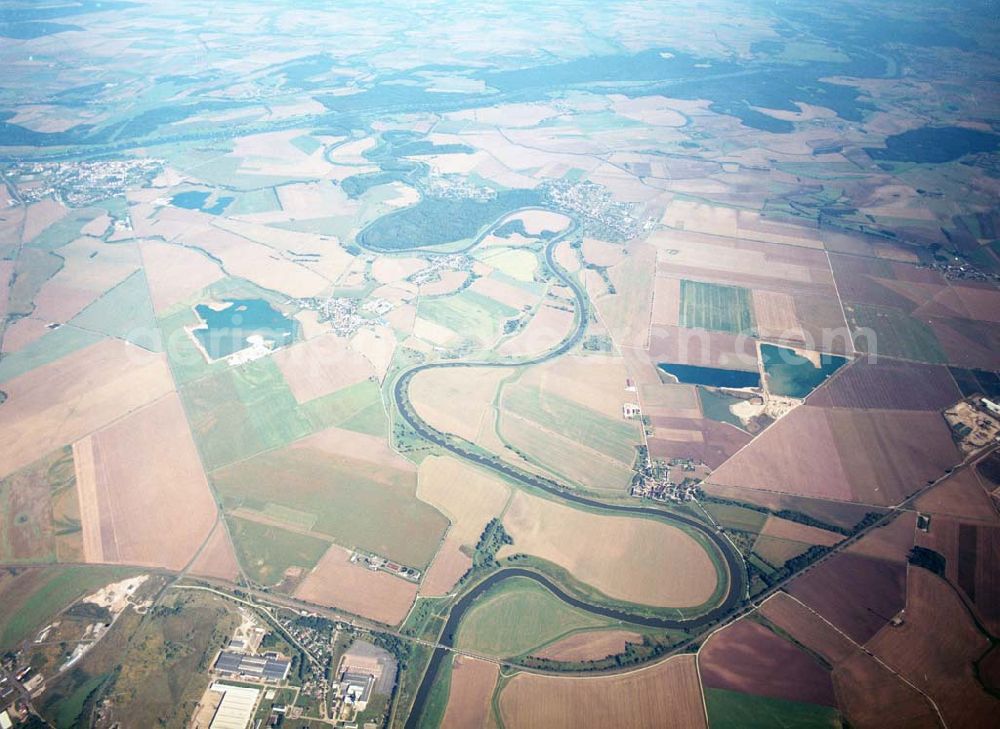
[[6, 158, 163, 207], [541, 179, 653, 242]]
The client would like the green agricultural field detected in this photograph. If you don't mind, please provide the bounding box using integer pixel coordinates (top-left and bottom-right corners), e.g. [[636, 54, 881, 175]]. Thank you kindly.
[[503, 383, 639, 464], [679, 280, 755, 334], [845, 304, 946, 364], [26, 207, 106, 252], [0, 565, 139, 650], [416, 652, 453, 729], [702, 502, 769, 533], [0, 446, 79, 563], [181, 360, 384, 471], [71, 269, 161, 351], [455, 576, 610, 657], [478, 248, 540, 282], [0, 326, 103, 385], [7, 247, 63, 317], [500, 414, 637, 493], [227, 515, 330, 585], [704, 688, 843, 729], [226, 187, 282, 215], [418, 289, 518, 345], [158, 305, 223, 385], [214, 445, 448, 568]]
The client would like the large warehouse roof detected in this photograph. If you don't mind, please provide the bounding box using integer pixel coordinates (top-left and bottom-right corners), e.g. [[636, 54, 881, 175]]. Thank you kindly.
[[209, 682, 259, 729]]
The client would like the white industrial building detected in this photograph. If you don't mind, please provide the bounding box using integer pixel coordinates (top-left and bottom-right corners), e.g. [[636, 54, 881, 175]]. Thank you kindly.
[[208, 682, 260, 729]]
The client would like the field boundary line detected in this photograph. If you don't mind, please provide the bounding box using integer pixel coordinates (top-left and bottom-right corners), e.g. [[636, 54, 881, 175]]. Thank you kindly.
[[781, 590, 947, 728]]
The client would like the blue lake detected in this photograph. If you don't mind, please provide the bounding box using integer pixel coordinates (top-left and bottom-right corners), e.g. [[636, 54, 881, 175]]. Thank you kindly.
[[192, 299, 295, 360], [658, 363, 761, 388]]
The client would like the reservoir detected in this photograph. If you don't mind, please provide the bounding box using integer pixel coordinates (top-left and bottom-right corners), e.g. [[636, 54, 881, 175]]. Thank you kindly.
[[658, 363, 761, 388], [170, 190, 234, 215], [761, 344, 847, 398], [192, 299, 295, 360]]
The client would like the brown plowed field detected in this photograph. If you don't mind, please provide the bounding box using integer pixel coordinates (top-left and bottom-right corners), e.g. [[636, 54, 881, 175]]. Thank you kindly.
[[295, 543, 417, 626], [189, 520, 241, 581], [913, 470, 999, 524], [787, 552, 906, 645], [846, 512, 915, 563], [867, 568, 1000, 727], [441, 656, 499, 729], [702, 483, 878, 531], [698, 618, 836, 706], [808, 359, 960, 411], [532, 630, 642, 662], [917, 518, 1000, 634], [499, 655, 706, 729], [708, 406, 959, 505], [759, 593, 941, 728]]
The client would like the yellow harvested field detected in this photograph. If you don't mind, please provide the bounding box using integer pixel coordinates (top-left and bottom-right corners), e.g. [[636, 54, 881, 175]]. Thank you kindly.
[[350, 325, 396, 381], [655, 428, 704, 442], [295, 309, 328, 340], [652, 276, 681, 327], [0, 339, 175, 480], [140, 241, 223, 313], [533, 629, 643, 662], [293, 426, 412, 472], [272, 334, 375, 403], [412, 316, 458, 346], [372, 256, 427, 284], [512, 210, 571, 235], [499, 491, 718, 607], [410, 366, 509, 443], [498, 305, 575, 357], [468, 276, 538, 310], [582, 238, 624, 268], [479, 249, 538, 282], [518, 354, 638, 418], [441, 656, 500, 729], [500, 414, 635, 493], [418, 270, 469, 296], [295, 543, 417, 626], [610, 94, 687, 127], [417, 456, 510, 595], [759, 517, 843, 547], [593, 241, 655, 347], [188, 520, 241, 581], [2, 317, 49, 353], [154, 212, 331, 298], [210, 217, 353, 282], [30, 237, 140, 322], [553, 240, 581, 273], [753, 290, 805, 341], [22, 198, 68, 244], [73, 393, 218, 570], [499, 655, 706, 729]]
